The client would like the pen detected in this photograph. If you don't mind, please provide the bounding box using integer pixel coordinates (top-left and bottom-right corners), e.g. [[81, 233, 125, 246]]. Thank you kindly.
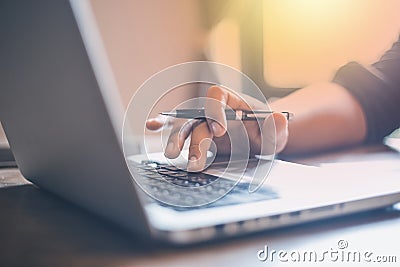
[[160, 109, 293, 121]]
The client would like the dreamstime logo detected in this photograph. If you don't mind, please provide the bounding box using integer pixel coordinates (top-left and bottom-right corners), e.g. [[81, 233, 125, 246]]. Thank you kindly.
[[257, 240, 398, 263], [122, 61, 276, 207], [337, 239, 348, 249]]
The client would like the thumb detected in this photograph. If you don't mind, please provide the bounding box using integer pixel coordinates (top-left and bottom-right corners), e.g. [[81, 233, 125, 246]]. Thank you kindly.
[[273, 113, 289, 153], [261, 113, 288, 155]]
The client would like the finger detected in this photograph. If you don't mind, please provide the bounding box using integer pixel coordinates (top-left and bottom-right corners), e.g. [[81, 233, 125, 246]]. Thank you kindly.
[[146, 115, 171, 131], [187, 121, 213, 172], [164, 119, 199, 159], [146, 119, 163, 131], [205, 86, 252, 137]]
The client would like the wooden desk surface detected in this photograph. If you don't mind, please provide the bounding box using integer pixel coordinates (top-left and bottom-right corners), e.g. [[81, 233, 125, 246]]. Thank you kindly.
[[1, 145, 400, 267]]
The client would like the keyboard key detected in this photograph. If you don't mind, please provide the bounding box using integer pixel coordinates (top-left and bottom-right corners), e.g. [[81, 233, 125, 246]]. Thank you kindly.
[[143, 173, 162, 179], [162, 165, 180, 171], [157, 170, 178, 176], [172, 172, 188, 178], [139, 165, 156, 171]]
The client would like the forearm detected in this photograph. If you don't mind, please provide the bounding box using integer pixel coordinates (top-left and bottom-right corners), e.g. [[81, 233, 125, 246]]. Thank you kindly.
[[332, 36, 400, 143], [270, 82, 367, 155]]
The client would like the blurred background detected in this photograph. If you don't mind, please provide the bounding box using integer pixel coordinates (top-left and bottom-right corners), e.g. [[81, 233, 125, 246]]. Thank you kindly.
[[1, 0, 400, 146], [91, 0, 400, 103]]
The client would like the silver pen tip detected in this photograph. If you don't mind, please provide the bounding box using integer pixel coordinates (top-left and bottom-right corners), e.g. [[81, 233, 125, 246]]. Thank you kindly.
[[160, 112, 175, 116]]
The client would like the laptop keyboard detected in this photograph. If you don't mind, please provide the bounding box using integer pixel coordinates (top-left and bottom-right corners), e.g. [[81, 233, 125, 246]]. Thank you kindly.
[[130, 160, 278, 210]]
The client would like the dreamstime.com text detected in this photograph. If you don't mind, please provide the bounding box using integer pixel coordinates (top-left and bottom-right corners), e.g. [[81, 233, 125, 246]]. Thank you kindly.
[[257, 240, 397, 263]]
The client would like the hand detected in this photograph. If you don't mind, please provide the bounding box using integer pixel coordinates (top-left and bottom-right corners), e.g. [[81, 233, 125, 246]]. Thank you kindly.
[[146, 86, 289, 172]]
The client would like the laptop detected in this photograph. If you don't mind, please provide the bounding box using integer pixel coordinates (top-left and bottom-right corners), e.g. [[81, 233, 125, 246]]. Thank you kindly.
[[1, 0, 400, 245]]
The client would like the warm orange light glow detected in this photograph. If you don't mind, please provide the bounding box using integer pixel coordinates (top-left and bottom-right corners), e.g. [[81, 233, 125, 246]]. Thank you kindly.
[[207, 18, 241, 71], [263, 0, 400, 87]]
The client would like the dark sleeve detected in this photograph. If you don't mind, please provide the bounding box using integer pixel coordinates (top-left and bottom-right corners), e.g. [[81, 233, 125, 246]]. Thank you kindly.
[[333, 35, 400, 143]]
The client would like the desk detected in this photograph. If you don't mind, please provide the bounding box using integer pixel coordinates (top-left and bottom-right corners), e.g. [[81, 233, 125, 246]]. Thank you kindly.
[[1, 145, 400, 266]]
